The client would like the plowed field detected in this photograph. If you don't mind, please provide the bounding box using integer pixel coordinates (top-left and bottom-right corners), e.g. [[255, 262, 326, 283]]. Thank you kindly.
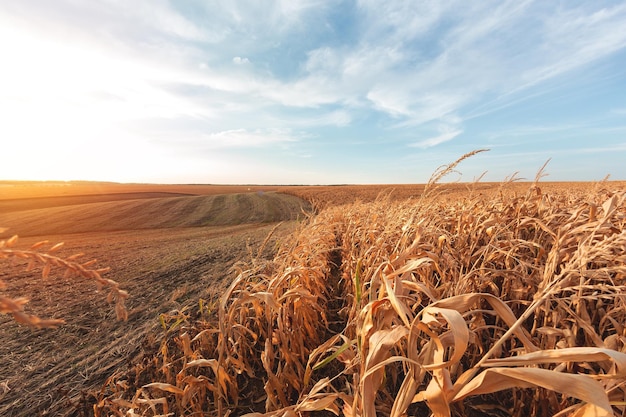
[[0, 185, 310, 416]]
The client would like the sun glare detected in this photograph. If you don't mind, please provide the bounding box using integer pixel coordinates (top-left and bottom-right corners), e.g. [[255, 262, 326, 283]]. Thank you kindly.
[[0, 20, 188, 182]]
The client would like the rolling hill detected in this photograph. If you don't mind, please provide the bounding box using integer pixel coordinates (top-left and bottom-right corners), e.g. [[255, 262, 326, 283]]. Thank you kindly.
[[0, 192, 310, 237]]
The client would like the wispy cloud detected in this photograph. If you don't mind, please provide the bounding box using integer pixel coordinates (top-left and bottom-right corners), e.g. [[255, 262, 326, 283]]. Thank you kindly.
[[410, 127, 463, 148], [612, 108, 626, 115], [200, 128, 298, 149], [570, 143, 626, 154], [521, 3, 626, 86]]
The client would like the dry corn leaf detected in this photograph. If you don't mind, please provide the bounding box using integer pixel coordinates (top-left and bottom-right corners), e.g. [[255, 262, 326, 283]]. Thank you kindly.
[[296, 395, 339, 414], [48, 242, 65, 252], [5, 235, 18, 248], [135, 396, 169, 415], [420, 306, 469, 366], [386, 257, 434, 278], [483, 347, 626, 377], [29, 240, 49, 250], [362, 326, 409, 417], [412, 321, 455, 417], [452, 367, 612, 414], [569, 403, 616, 417], [25, 259, 36, 272], [383, 274, 412, 326], [430, 293, 538, 352], [601, 194, 619, 219], [143, 382, 185, 396], [420, 371, 453, 417], [295, 377, 340, 414], [41, 263, 51, 279], [185, 358, 218, 370], [250, 291, 280, 310], [390, 366, 420, 417]]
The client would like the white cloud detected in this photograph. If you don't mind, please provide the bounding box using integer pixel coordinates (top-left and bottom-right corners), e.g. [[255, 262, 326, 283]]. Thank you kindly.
[[233, 56, 250, 65], [317, 110, 352, 127], [323, 0, 626, 129], [410, 127, 463, 148], [305, 47, 342, 74], [128, 0, 212, 42], [518, 3, 626, 88], [356, 0, 448, 43], [366, 89, 412, 118], [201, 128, 298, 149], [571, 144, 626, 154], [284, 109, 352, 128]]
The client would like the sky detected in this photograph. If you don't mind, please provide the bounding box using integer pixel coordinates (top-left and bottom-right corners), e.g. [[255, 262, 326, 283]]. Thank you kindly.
[[1, 1, 625, 185]]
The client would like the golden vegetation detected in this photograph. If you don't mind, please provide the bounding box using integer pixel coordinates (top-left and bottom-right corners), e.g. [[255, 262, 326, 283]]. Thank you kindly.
[[94, 169, 626, 416]]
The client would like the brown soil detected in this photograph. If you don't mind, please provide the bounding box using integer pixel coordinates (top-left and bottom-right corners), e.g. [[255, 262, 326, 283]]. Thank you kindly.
[[0, 182, 283, 201], [0, 188, 310, 416], [0, 192, 309, 238]]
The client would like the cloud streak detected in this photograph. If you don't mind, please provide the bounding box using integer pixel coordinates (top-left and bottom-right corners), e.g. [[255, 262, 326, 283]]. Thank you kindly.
[[410, 128, 464, 149], [200, 128, 299, 149]]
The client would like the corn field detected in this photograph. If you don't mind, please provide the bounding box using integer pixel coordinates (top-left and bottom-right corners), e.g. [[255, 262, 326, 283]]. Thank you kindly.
[[93, 174, 626, 416]]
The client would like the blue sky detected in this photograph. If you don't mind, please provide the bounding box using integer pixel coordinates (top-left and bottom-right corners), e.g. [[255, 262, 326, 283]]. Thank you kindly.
[[1, 1, 625, 184]]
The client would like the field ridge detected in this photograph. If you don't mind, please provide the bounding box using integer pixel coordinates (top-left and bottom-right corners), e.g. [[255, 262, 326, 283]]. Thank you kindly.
[[0, 192, 310, 237]]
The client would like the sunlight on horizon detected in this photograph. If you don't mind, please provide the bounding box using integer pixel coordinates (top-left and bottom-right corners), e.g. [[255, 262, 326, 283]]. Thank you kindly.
[[0, 17, 229, 183]]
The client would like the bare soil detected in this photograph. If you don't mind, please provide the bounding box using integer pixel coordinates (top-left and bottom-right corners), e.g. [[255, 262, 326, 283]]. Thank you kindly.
[[0, 182, 283, 200], [0, 187, 310, 416]]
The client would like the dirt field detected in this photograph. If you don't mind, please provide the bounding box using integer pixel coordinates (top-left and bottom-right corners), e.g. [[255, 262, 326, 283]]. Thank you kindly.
[[0, 185, 310, 416], [0, 181, 283, 200], [0, 192, 309, 237]]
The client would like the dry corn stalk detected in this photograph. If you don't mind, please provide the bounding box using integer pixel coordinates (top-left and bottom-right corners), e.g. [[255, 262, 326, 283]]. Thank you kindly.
[[98, 174, 626, 416]]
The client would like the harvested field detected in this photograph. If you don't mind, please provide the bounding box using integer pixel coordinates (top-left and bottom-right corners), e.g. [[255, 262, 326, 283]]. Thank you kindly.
[[0, 192, 308, 237], [0, 188, 310, 416], [0, 182, 282, 201]]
